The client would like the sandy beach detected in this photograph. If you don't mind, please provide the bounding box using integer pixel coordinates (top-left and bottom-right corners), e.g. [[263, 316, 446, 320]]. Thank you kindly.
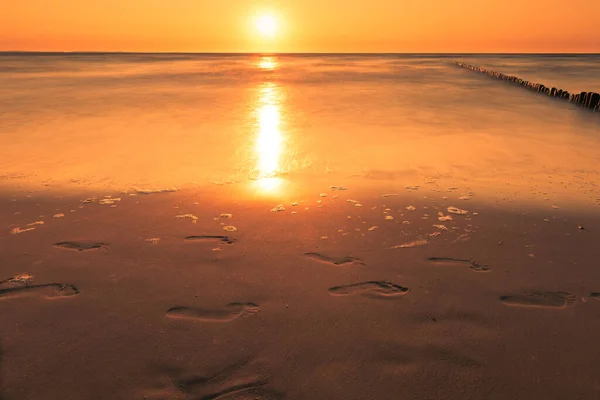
[[2, 54, 600, 399], [3, 178, 600, 399]]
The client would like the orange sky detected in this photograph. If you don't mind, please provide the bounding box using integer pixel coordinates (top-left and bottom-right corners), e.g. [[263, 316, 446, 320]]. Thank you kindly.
[[1, 0, 599, 53]]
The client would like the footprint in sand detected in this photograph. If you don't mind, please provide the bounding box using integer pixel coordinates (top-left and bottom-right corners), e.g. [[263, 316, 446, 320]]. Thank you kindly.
[[500, 291, 576, 308], [185, 235, 237, 245], [54, 241, 107, 251], [145, 361, 281, 400], [304, 252, 364, 266], [427, 257, 490, 272], [328, 281, 410, 297], [166, 303, 260, 322], [179, 377, 275, 400], [0, 276, 79, 299], [144, 377, 278, 400]]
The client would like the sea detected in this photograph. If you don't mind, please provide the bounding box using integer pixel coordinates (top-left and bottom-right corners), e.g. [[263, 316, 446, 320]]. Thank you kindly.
[[1, 53, 600, 207]]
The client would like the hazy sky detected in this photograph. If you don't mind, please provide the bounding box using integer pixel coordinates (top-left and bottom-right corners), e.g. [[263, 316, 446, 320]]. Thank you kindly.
[[1, 0, 599, 52]]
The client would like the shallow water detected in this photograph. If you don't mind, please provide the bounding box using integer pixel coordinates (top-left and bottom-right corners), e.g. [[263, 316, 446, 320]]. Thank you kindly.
[[1, 53, 600, 208]]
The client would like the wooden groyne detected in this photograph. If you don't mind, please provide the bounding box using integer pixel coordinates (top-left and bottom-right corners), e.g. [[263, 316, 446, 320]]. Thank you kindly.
[[455, 61, 600, 113]]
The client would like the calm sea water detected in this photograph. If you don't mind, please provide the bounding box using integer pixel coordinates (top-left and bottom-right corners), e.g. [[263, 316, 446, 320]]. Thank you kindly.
[[1, 53, 600, 205]]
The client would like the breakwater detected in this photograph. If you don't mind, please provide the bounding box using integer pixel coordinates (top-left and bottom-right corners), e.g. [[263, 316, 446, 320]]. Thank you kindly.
[[455, 62, 600, 113]]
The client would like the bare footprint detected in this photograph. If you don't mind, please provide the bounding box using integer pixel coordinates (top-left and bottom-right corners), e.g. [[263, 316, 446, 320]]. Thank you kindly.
[[54, 241, 107, 251], [194, 378, 272, 400], [500, 291, 576, 308], [328, 281, 410, 297], [145, 377, 277, 400], [166, 303, 260, 322], [0, 282, 79, 299], [148, 360, 281, 400], [185, 236, 237, 245], [304, 252, 364, 266], [427, 257, 490, 272]]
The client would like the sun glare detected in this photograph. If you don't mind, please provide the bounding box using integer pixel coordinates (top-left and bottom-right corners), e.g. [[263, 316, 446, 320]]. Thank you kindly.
[[256, 15, 277, 38], [256, 97, 281, 176], [254, 83, 284, 194], [258, 56, 278, 70]]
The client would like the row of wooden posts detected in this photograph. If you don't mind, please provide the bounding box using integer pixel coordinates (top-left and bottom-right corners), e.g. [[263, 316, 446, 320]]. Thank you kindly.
[[455, 62, 600, 113]]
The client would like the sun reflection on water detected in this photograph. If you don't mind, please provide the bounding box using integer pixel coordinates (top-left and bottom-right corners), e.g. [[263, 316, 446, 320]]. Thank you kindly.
[[258, 56, 278, 70], [256, 98, 282, 176], [252, 57, 286, 193]]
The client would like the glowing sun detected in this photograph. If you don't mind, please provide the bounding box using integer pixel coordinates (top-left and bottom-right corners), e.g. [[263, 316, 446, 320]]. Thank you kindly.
[[256, 15, 277, 37]]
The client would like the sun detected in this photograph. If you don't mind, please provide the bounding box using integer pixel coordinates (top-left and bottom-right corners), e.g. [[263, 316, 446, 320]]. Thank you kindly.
[[256, 15, 277, 37]]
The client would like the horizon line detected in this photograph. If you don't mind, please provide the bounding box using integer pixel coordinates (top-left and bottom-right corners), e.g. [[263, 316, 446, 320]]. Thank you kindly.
[[1, 51, 600, 56]]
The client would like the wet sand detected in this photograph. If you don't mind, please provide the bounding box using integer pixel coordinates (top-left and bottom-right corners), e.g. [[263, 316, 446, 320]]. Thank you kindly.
[[2, 178, 600, 400]]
